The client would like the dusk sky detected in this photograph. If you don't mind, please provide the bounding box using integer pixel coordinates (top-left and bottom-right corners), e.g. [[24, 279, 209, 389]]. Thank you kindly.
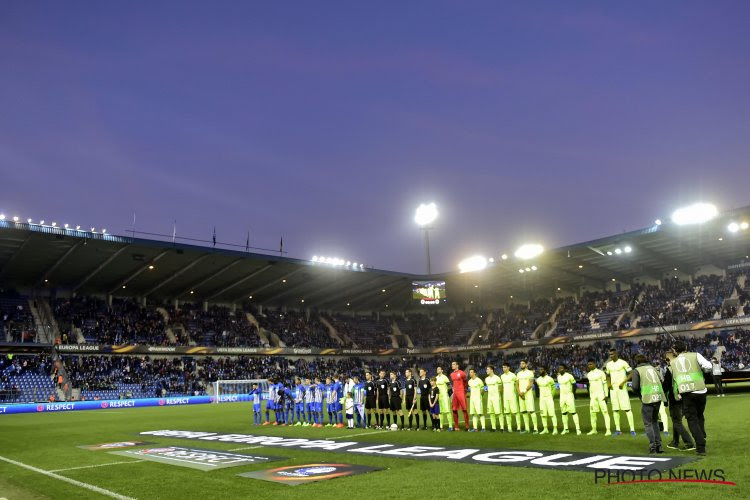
[[1, 1, 748, 273]]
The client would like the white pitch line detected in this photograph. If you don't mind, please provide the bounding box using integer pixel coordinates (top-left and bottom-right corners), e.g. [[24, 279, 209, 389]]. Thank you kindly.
[[0, 455, 137, 500], [331, 429, 390, 440], [227, 446, 263, 452], [48, 460, 144, 473]]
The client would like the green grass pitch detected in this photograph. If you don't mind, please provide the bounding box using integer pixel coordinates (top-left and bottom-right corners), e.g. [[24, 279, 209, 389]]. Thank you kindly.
[[1, 390, 748, 499]]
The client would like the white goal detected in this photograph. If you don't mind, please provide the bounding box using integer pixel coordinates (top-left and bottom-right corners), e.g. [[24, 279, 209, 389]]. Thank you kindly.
[[212, 379, 269, 403]]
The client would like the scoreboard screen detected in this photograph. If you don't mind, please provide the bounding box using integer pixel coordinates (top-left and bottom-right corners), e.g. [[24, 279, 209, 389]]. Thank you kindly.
[[412, 281, 446, 305]]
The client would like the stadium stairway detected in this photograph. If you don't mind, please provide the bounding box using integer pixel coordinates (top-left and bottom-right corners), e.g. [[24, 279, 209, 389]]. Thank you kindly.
[[27, 298, 45, 343], [72, 326, 85, 344], [155, 307, 178, 345], [318, 316, 346, 346], [390, 322, 411, 348], [245, 312, 271, 347], [468, 312, 492, 345], [38, 298, 61, 342]]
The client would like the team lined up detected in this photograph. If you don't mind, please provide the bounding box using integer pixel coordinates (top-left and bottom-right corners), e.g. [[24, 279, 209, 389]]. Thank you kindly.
[[248, 349, 649, 436]]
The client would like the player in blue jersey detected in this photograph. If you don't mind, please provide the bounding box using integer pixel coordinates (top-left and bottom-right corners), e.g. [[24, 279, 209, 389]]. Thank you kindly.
[[333, 374, 344, 427], [274, 382, 286, 425], [293, 377, 305, 426], [353, 376, 366, 427], [303, 377, 314, 426], [264, 377, 276, 425], [285, 382, 295, 425], [313, 377, 325, 427], [250, 383, 262, 425], [324, 377, 335, 426]]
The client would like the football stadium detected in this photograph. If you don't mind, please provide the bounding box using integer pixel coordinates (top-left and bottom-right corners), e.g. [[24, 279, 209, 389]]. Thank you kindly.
[[2, 203, 749, 498], [2, 2, 750, 499]]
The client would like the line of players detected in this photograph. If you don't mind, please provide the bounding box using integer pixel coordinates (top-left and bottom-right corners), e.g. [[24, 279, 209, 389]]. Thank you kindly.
[[249, 349, 658, 436]]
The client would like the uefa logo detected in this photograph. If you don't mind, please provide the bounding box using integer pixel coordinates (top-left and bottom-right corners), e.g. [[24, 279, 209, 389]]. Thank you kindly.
[[158, 399, 165, 406], [36, 405, 44, 412], [279, 466, 338, 477], [101, 401, 109, 409]]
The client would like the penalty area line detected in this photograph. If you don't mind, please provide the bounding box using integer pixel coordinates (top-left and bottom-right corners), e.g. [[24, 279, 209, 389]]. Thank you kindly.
[[0, 455, 137, 500]]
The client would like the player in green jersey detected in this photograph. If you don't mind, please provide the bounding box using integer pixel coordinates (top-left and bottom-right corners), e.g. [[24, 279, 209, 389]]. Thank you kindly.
[[500, 363, 521, 432], [467, 368, 486, 432], [556, 364, 581, 435], [586, 359, 612, 436], [435, 366, 453, 431], [535, 367, 558, 435], [605, 348, 636, 436], [516, 360, 539, 434], [484, 365, 504, 432]]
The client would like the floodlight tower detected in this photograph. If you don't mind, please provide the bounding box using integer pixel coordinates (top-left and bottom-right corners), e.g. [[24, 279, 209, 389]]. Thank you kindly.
[[415, 203, 438, 275]]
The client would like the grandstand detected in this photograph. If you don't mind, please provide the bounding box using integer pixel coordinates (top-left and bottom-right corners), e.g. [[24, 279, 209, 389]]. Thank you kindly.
[[2, 208, 749, 500], [1, 205, 750, 404]]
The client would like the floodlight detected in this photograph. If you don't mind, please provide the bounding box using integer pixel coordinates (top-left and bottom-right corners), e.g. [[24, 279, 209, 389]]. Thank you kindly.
[[741, 222, 749, 230], [514, 243, 543, 260], [655, 219, 662, 226], [614, 248, 622, 254], [671, 203, 717, 225], [75, 225, 81, 230], [624, 246, 632, 253], [458, 255, 488, 273], [606, 251, 613, 256], [414, 203, 438, 226], [525, 267, 531, 272], [13, 216, 19, 222], [0, 214, 4, 220], [728, 222, 740, 233], [64, 223, 69, 228], [489, 257, 495, 263], [501, 254, 508, 260], [27, 218, 32, 223], [51, 222, 56, 227], [312, 256, 318, 262], [519, 269, 524, 273], [531, 265, 537, 271]]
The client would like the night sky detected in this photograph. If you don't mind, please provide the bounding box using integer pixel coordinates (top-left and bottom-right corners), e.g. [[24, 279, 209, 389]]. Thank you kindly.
[[1, 1, 748, 273]]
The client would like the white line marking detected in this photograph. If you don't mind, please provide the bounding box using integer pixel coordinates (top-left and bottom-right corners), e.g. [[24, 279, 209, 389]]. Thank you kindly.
[[332, 430, 390, 440], [227, 446, 263, 451], [0, 455, 137, 500], [48, 460, 144, 473]]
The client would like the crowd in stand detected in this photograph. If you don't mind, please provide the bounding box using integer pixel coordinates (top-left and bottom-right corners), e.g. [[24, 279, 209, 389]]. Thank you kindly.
[[3, 270, 748, 349], [396, 312, 481, 347], [54, 297, 169, 345], [0, 290, 35, 343], [2, 329, 747, 403], [168, 304, 260, 347], [256, 309, 337, 348]]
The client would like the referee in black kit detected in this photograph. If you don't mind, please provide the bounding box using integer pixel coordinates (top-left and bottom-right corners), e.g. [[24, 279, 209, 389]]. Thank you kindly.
[[403, 368, 418, 429], [418, 368, 431, 431]]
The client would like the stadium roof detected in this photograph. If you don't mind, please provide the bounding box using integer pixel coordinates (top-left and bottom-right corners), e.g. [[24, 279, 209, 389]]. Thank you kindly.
[[1, 205, 749, 311]]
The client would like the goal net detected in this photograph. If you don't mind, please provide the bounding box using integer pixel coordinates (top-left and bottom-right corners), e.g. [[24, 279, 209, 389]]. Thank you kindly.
[[212, 379, 268, 403]]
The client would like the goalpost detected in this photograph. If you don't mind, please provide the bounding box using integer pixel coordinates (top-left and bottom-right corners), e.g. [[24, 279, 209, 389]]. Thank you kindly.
[[213, 379, 269, 403]]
